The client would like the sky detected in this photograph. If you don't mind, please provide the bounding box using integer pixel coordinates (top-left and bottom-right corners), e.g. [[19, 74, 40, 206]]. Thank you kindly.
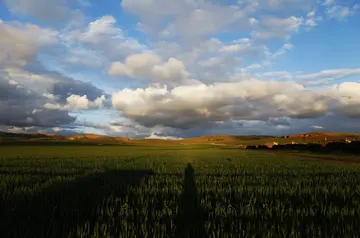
[[1, 0, 360, 139]]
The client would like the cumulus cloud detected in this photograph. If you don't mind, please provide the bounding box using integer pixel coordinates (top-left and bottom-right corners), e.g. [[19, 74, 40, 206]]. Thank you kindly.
[[151, 37, 270, 84], [45, 94, 106, 111], [111, 79, 334, 129], [2, 0, 360, 137], [331, 82, 360, 117], [64, 16, 146, 61], [108, 53, 193, 84], [109, 76, 360, 134]]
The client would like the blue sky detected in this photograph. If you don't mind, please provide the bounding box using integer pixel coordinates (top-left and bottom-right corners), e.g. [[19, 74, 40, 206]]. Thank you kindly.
[[1, 0, 360, 138]]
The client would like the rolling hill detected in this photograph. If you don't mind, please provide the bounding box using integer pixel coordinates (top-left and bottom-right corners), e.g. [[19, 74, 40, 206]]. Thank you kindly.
[[1, 131, 359, 146]]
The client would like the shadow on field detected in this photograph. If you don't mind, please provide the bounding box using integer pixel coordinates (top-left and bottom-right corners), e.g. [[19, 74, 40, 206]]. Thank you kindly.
[[175, 163, 206, 238], [0, 169, 153, 238], [0, 170, 84, 177]]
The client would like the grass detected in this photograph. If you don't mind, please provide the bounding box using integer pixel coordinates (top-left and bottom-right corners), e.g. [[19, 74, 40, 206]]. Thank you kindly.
[[1, 145, 360, 237]]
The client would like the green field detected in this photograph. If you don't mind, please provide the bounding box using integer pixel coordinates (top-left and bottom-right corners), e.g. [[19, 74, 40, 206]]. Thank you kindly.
[[1, 146, 360, 237]]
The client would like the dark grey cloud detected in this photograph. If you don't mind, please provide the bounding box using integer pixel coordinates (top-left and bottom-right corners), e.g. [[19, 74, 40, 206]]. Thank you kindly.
[[0, 70, 75, 128], [267, 117, 291, 126], [52, 75, 106, 102], [0, 19, 110, 131]]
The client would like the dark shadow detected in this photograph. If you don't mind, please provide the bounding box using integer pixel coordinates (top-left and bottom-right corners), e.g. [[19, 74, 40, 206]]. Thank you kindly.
[[246, 141, 360, 155], [0, 169, 153, 238], [175, 163, 206, 238], [0, 170, 85, 177]]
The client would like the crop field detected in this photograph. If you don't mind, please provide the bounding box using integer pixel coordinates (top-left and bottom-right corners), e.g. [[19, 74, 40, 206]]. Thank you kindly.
[[1, 145, 360, 237]]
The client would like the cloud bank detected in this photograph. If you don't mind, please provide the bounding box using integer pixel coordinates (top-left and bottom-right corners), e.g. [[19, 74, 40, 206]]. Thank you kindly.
[[1, 0, 360, 137]]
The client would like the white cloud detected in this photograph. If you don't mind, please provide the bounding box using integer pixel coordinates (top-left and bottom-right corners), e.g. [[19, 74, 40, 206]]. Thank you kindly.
[[304, 10, 323, 30], [44, 94, 106, 111], [79, 119, 178, 138], [297, 68, 360, 84], [326, 4, 359, 20], [64, 48, 104, 68], [76, 0, 91, 7], [161, 5, 256, 39], [152, 37, 271, 84], [0, 21, 58, 67], [252, 16, 303, 39], [108, 53, 193, 84], [321, 0, 360, 21], [93, 95, 106, 108], [221, 41, 253, 53], [322, 0, 334, 6], [74, 16, 119, 44], [108, 53, 161, 77], [272, 43, 293, 57], [246, 64, 262, 69], [331, 82, 360, 117], [333, 82, 360, 97], [111, 79, 360, 131], [153, 58, 191, 82], [52, 127, 63, 132], [122, 0, 258, 42], [63, 16, 147, 61], [112, 79, 333, 129], [310, 125, 324, 129], [122, 0, 197, 18], [43, 93, 57, 100], [145, 133, 183, 140], [65, 94, 91, 110], [8, 79, 19, 85], [7, 126, 31, 133], [257, 71, 293, 80], [2, 0, 360, 136], [262, 0, 316, 11]]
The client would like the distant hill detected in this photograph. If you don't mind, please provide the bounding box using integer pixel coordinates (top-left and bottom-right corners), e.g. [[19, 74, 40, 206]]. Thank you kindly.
[[289, 131, 360, 138], [1, 131, 359, 146]]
